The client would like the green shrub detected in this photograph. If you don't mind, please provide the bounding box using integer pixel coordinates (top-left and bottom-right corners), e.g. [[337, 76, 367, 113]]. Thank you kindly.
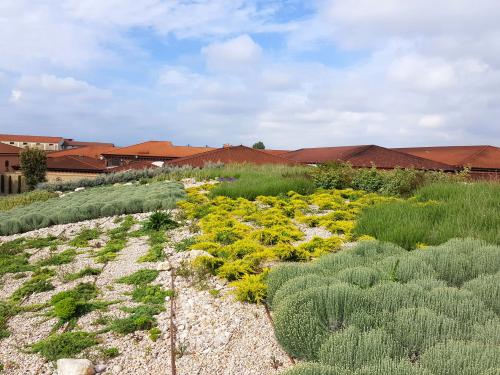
[[230, 274, 267, 303], [31, 331, 97, 360], [269, 239, 500, 374], [420, 341, 500, 375], [63, 267, 102, 282], [20, 148, 47, 190], [283, 363, 352, 375], [318, 327, 397, 369], [131, 285, 169, 305], [143, 211, 179, 231], [69, 228, 101, 247], [37, 248, 77, 266], [49, 283, 100, 322], [0, 301, 17, 338], [108, 305, 162, 335], [11, 270, 55, 302], [100, 347, 120, 359], [117, 270, 159, 285]]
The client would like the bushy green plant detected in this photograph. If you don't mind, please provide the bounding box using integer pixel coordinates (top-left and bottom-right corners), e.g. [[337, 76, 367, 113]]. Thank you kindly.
[[31, 331, 97, 360], [69, 228, 101, 247], [117, 269, 159, 285], [269, 239, 500, 374], [20, 148, 47, 190], [10, 269, 55, 302], [143, 211, 179, 231], [230, 273, 267, 303], [108, 305, 163, 335], [37, 248, 77, 266], [63, 267, 102, 282]]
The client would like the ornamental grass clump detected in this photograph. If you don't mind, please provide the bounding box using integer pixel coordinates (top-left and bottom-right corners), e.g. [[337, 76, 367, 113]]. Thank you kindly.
[[271, 239, 500, 375]]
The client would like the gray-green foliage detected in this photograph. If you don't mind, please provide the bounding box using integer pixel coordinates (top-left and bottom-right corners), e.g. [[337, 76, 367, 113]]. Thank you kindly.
[[271, 239, 500, 374], [0, 181, 185, 235]]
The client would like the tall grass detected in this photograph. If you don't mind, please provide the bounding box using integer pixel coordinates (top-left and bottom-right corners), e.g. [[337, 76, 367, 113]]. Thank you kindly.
[[354, 182, 500, 248], [206, 164, 315, 199], [0, 191, 57, 212]]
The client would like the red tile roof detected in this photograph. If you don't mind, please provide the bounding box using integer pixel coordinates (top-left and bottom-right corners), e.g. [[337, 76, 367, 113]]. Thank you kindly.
[[48, 145, 117, 159], [166, 145, 298, 167], [394, 146, 500, 169], [46, 156, 106, 172], [106, 160, 162, 173], [0, 143, 22, 155], [0, 134, 64, 143], [283, 145, 456, 170], [62, 140, 115, 148], [260, 149, 290, 156], [101, 141, 215, 159]]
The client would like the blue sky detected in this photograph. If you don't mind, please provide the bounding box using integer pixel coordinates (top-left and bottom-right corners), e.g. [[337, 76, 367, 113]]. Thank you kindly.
[[1, 0, 499, 148]]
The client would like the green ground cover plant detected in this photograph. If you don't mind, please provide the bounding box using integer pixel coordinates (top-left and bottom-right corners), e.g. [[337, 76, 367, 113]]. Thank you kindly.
[[94, 216, 135, 263], [354, 182, 500, 248], [178, 185, 388, 302], [268, 239, 500, 375], [63, 267, 102, 282], [69, 228, 101, 247], [30, 331, 98, 361], [0, 190, 57, 212], [0, 181, 185, 236]]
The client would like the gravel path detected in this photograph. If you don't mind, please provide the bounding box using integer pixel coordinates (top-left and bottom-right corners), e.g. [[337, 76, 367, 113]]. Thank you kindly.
[[0, 215, 292, 375]]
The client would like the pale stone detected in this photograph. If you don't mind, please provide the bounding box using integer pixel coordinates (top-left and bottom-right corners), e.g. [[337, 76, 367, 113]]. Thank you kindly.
[[56, 359, 95, 375], [74, 187, 85, 192]]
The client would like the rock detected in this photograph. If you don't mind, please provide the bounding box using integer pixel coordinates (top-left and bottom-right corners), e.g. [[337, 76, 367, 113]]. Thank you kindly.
[[94, 364, 106, 373], [124, 182, 133, 186], [56, 359, 95, 375], [112, 365, 123, 373], [74, 187, 85, 192], [157, 261, 172, 271]]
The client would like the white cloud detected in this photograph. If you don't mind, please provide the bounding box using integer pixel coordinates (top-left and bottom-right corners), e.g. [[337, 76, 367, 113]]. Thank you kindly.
[[418, 115, 446, 129], [9, 90, 22, 103], [202, 35, 262, 72]]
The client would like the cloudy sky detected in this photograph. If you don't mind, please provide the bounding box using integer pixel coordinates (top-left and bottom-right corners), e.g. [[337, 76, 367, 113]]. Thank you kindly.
[[1, 0, 499, 148]]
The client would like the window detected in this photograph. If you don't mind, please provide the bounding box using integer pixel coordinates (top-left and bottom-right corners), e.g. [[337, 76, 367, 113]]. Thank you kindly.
[[49, 143, 53, 146], [23, 142, 27, 145], [9, 142, 14, 145]]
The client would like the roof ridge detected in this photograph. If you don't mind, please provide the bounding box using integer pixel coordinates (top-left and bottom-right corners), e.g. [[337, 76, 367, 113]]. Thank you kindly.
[[386, 147, 456, 169], [456, 145, 491, 166]]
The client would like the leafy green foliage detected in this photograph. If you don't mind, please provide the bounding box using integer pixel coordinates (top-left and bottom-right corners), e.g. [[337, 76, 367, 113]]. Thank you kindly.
[[100, 347, 120, 359], [143, 211, 179, 231], [30, 331, 97, 361], [311, 163, 468, 197], [117, 270, 159, 285], [63, 267, 102, 282], [230, 273, 267, 303], [20, 148, 47, 190], [0, 181, 185, 235], [10, 269, 55, 302], [49, 283, 99, 322], [269, 239, 500, 374], [0, 301, 17, 338], [37, 249, 77, 266], [108, 305, 163, 335], [131, 285, 170, 305], [252, 141, 265, 149], [69, 228, 101, 247], [354, 182, 500, 248]]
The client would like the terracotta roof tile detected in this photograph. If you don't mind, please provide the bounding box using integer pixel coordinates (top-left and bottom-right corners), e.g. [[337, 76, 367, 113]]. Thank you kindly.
[[260, 149, 290, 156], [46, 156, 106, 172], [394, 146, 500, 169], [283, 145, 456, 170], [0, 134, 64, 143], [166, 145, 298, 167], [62, 140, 114, 148], [106, 160, 162, 173], [48, 145, 116, 159], [0, 143, 22, 154], [102, 141, 214, 158]]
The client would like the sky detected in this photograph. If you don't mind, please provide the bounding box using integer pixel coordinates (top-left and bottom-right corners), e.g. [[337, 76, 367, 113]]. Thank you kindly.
[[1, 0, 499, 149]]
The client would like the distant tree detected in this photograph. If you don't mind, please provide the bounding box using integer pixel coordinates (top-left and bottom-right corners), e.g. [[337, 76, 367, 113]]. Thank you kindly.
[[252, 141, 265, 150], [20, 148, 47, 190]]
